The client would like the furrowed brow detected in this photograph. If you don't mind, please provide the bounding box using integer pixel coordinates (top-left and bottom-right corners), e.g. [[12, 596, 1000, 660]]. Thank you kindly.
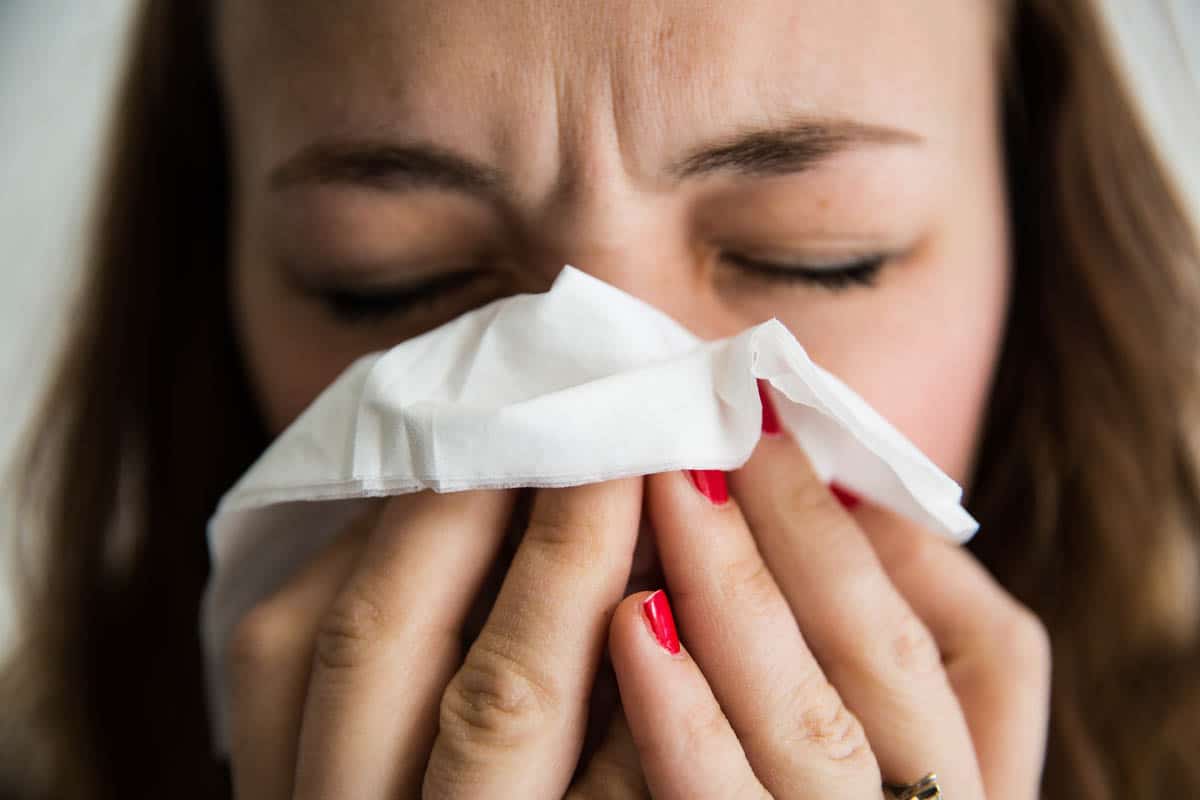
[[668, 118, 921, 180], [268, 140, 505, 195]]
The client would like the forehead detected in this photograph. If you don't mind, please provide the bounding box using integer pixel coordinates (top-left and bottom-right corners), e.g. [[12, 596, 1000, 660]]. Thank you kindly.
[[217, 1, 997, 182]]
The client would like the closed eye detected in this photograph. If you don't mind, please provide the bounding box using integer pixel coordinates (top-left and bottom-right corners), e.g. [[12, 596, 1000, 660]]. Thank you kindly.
[[314, 268, 489, 323], [311, 252, 887, 324], [722, 252, 887, 290]]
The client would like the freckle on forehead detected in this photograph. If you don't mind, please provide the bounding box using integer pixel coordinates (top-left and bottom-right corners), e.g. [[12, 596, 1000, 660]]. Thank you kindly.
[[656, 19, 676, 46]]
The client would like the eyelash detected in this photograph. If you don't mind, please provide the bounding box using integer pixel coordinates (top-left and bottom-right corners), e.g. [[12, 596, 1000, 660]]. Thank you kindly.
[[721, 252, 886, 291], [316, 254, 887, 323], [317, 268, 489, 323]]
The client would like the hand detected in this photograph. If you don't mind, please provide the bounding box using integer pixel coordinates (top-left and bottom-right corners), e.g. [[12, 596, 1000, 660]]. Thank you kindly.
[[605, 431, 1052, 798], [225, 479, 654, 798]]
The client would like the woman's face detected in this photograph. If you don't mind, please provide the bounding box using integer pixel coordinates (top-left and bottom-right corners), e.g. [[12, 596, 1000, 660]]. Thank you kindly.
[[218, 0, 1010, 489]]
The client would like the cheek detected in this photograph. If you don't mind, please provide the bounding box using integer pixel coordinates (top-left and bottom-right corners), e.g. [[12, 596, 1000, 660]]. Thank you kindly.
[[232, 259, 309, 432], [232, 242, 371, 434], [776, 251, 1010, 489], [848, 290, 1006, 488]]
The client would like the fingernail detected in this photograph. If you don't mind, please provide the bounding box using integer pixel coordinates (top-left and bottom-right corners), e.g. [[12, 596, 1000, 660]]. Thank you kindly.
[[757, 379, 782, 437], [687, 470, 729, 505], [642, 590, 680, 654], [829, 482, 861, 510]]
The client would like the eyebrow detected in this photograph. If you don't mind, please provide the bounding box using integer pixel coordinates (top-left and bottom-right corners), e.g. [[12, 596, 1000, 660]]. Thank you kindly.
[[268, 117, 920, 193], [668, 118, 920, 179], [269, 141, 505, 193]]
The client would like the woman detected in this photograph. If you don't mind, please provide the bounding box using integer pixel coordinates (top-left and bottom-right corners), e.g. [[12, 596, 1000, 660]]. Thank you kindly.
[[2, 0, 1199, 797]]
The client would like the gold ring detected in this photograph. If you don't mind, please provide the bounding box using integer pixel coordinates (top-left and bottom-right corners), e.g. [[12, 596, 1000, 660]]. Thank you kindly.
[[883, 772, 942, 799]]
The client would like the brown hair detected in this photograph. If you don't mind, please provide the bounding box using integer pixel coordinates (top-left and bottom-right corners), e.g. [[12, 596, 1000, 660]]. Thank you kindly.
[[972, 0, 1200, 795], [3, 0, 1199, 797]]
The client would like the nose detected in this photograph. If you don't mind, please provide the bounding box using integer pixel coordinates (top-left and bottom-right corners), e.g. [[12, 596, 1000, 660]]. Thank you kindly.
[[519, 186, 746, 341]]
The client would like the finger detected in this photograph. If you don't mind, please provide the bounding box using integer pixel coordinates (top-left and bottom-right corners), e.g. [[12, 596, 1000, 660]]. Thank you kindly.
[[566, 709, 650, 800], [856, 502, 1052, 798], [645, 470, 883, 794], [226, 505, 375, 800], [424, 479, 642, 799], [293, 489, 516, 800], [729, 426, 986, 796], [608, 590, 770, 800]]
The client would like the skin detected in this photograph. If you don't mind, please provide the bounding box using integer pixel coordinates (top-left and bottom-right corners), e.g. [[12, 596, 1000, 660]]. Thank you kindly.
[[217, 0, 1050, 796]]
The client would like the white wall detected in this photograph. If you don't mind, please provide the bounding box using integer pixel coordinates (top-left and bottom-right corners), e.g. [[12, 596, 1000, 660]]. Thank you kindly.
[[0, 2, 1197, 652], [1100, 0, 1200, 222], [0, 2, 136, 649]]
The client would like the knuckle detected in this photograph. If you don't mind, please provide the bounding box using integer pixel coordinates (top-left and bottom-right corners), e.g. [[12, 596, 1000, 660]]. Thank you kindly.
[[883, 610, 943, 679], [439, 630, 561, 751], [1009, 606, 1052, 660], [717, 553, 779, 611], [890, 529, 945, 577], [676, 698, 735, 761], [822, 567, 944, 686], [776, 681, 874, 768], [523, 511, 608, 573], [227, 601, 301, 679], [994, 605, 1053, 687], [783, 473, 834, 515], [799, 696, 872, 766], [775, 477, 859, 554], [312, 582, 391, 672]]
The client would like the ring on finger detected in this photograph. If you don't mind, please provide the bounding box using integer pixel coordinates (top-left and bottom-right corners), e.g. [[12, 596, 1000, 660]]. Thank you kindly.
[[883, 772, 942, 800]]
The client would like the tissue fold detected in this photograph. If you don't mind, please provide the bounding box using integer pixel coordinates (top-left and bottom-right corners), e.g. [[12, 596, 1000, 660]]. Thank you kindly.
[[201, 264, 978, 752]]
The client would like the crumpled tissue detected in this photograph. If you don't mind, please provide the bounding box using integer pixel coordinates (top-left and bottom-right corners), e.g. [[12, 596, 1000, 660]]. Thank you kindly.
[[201, 264, 978, 752]]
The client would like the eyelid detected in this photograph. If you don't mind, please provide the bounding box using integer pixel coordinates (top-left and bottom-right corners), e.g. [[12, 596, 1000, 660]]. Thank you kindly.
[[305, 266, 490, 322], [303, 243, 892, 325], [723, 250, 888, 274], [720, 250, 888, 291]]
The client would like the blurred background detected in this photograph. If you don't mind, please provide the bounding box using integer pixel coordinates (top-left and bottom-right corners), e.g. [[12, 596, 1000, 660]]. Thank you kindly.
[[0, 1, 1197, 654]]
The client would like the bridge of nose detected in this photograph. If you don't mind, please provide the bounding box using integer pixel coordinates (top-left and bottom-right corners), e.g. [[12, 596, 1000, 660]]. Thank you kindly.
[[508, 181, 750, 340]]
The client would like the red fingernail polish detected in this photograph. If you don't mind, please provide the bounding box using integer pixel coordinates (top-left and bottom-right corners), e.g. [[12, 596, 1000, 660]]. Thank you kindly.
[[642, 590, 680, 654], [687, 469, 729, 505], [829, 482, 861, 510], [757, 379, 782, 436]]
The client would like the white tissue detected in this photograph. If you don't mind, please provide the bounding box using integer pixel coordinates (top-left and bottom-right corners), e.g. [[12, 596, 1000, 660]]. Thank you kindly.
[[200, 264, 978, 752]]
